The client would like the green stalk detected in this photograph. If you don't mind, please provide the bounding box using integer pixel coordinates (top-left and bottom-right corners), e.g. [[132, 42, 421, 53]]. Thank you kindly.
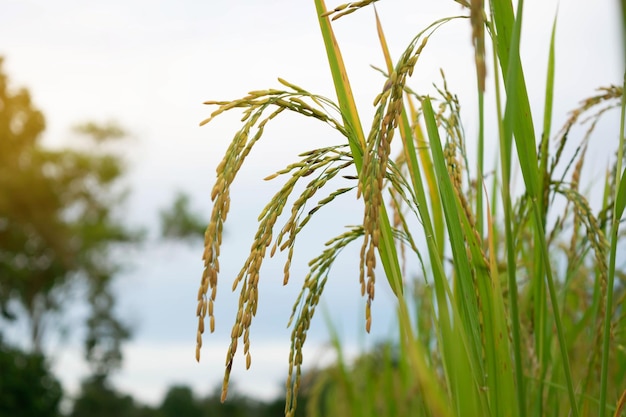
[[476, 86, 485, 236], [374, 9, 489, 415], [397, 105, 459, 412], [507, 0, 578, 413], [498, 64, 527, 417], [533, 14, 557, 417], [486, 7, 526, 417], [314, 0, 403, 299], [323, 310, 361, 416], [599, 70, 626, 417], [492, 0, 579, 414], [424, 97, 495, 415], [422, 97, 483, 369], [370, 11, 476, 416], [397, 297, 454, 417]]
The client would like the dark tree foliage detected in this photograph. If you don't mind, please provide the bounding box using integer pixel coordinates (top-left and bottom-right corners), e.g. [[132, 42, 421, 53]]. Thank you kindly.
[[159, 191, 207, 242], [0, 57, 140, 377], [160, 384, 291, 417], [0, 337, 62, 417], [160, 385, 203, 417], [70, 375, 145, 417], [70, 381, 302, 417]]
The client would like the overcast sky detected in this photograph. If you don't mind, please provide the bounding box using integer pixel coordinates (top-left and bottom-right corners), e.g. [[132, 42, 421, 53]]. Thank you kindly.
[[1, 0, 622, 406]]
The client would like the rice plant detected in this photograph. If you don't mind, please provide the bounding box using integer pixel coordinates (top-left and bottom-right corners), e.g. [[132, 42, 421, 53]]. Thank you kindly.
[[195, 1, 626, 416]]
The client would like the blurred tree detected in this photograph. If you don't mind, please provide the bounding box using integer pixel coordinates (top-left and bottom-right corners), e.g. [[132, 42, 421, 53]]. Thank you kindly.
[[73, 121, 127, 144], [196, 383, 271, 417], [261, 397, 293, 417], [0, 57, 141, 377], [159, 191, 207, 242], [159, 385, 203, 417], [69, 375, 153, 417], [0, 336, 62, 417]]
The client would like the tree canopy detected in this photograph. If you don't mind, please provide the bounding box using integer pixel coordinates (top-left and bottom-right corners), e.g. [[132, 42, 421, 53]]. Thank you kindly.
[[0, 57, 139, 378], [0, 336, 62, 417], [159, 191, 207, 242]]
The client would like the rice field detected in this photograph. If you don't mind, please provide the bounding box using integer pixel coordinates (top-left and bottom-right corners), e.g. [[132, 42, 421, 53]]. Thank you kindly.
[[195, 1, 626, 416]]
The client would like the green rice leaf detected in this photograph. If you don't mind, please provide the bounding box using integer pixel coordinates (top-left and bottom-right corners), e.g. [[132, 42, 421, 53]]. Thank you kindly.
[[315, 0, 403, 300]]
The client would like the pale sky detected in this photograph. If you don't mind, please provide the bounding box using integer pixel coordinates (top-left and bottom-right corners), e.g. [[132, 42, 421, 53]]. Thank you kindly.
[[1, 0, 622, 407]]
